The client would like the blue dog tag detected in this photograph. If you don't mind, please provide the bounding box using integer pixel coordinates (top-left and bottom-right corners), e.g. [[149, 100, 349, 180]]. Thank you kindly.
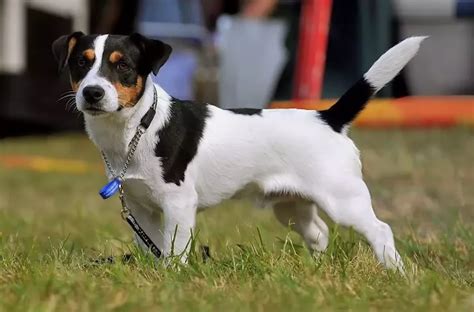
[[99, 178, 121, 199]]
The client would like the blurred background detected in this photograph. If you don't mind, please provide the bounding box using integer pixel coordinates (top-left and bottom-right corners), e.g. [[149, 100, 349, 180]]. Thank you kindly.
[[0, 0, 472, 136], [0, 4, 473, 303]]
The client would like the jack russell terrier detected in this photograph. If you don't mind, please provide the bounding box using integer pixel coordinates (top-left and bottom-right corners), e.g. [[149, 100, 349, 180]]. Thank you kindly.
[[52, 32, 426, 270]]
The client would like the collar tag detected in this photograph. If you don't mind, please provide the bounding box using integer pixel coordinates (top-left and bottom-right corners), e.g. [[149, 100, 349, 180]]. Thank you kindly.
[[99, 178, 121, 199]]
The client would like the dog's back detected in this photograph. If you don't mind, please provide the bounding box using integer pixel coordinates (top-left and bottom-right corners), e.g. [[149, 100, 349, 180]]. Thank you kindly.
[[194, 37, 427, 207]]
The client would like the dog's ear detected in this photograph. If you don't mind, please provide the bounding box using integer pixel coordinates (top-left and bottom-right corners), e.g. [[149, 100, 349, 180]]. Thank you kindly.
[[130, 33, 172, 75], [52, 31, 84, 73]]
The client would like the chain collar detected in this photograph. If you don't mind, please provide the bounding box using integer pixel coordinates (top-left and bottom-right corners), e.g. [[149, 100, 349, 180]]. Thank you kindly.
[[101, 87, 157, 180], [99, 87, 157, 199], [101, 126, 145, 181]]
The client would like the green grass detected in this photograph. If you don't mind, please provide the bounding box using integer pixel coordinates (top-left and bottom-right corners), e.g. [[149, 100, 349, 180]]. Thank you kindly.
[[0, 128, 473, 311]]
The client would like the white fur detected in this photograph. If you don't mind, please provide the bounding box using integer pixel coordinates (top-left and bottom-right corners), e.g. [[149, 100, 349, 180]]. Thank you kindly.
[[364, 36, 427, 92], [76, 37, 424, 270]]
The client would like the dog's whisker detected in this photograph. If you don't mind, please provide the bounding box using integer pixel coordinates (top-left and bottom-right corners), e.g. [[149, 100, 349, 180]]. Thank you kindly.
[[65, 98, 78, 112], [65, 97, 75, 105], [58, 90, 76, 97], [57, 94, 77, 103], [59, 90, 76, 97], [57, 94, 75, 102], [67, 105, 79, 113]]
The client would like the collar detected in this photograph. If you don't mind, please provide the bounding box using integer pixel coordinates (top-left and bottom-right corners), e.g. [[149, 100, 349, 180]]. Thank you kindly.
[[99, 86, 158, 199], [138, 86, 157, 130]]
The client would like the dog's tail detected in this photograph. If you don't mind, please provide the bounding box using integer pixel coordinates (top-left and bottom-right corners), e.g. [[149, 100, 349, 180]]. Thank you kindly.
[[319, 36, 427, 133]]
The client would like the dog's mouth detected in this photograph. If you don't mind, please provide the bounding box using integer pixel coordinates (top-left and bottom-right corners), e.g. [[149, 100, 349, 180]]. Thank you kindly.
[[83, 106, 107, 116]]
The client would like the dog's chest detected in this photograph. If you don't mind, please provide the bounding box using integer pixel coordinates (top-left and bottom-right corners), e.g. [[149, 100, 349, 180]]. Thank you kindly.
[[100, 144, 164, 209], [117, 153, 163, 197], [122, 177, 158, 208]]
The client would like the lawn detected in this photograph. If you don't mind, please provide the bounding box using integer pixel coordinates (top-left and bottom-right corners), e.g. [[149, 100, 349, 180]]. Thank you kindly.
[[0, 128, 473, 311]]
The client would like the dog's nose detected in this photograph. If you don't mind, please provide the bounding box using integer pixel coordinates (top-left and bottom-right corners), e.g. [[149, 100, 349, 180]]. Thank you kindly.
[[83, 85, 105, 104]]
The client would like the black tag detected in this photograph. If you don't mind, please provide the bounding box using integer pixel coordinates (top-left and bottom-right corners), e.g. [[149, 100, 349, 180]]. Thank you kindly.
[[140, 107, 156, 129], [126, 214, 162, 259]]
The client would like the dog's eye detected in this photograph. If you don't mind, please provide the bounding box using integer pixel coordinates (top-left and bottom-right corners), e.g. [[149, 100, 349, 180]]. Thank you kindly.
[[117, 61, 130, 72], [77, 57, 86, 67]]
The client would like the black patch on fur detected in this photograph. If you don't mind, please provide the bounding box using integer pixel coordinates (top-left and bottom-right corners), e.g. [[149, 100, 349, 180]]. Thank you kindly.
[[227, 108, 262, 116], [129, 33, 172, 75], [101, 35, 144, 87], [61, 34, 171, 85], [318, 78, 374, 132], [67, 35, 98, 83], [52, 31, 85, 73], [155, 99, 209, 185], [100, 35, 171, 105]]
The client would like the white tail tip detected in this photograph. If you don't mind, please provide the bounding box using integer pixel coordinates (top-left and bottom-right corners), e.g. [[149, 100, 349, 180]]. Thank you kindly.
[[364, 36, 428, 92]]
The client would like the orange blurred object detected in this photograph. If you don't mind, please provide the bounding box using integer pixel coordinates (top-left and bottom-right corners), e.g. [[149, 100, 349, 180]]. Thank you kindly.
[[293, 0, 333, 100], [272, 96, 474, 127]]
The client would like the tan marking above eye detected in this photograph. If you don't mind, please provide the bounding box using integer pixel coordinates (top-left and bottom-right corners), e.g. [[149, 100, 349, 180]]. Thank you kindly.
[[114, 76, 144, 108], [83, 49, 95, 61], [109, 51, 123, 63]]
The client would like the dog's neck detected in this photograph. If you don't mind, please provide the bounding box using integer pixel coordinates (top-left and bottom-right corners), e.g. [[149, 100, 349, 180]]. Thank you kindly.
[[84, 76, 171, 157]]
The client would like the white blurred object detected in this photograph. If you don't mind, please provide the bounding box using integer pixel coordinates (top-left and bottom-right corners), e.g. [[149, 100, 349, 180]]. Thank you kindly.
[[216, 15, 287, 109], [0, 0, 88, 74], [393, 0, 474, 95], [394, 0, 455, 18], [0, 0, 26, 73]]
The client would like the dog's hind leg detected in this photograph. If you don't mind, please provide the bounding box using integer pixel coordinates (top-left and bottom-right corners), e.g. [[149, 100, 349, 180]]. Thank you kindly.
[[313, 177, 404, 271], [273, 201, 329, 252]]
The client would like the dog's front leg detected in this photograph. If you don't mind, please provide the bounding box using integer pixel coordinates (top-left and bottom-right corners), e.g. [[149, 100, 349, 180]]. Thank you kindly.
[[159, 184, 198, 261], [124, 196, 164, 253]]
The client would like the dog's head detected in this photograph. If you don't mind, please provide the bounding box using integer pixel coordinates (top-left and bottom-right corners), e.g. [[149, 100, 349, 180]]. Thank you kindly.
[[52, 33, 172, 116]]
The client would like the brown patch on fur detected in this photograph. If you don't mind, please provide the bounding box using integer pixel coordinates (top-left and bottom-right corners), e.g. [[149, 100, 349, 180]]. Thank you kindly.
[[109, 51, 123, 63], [83, 49, 95, 62], [67, 37, 77, 60], [114, 76, 144, 107], [70, 78, 81, 92]]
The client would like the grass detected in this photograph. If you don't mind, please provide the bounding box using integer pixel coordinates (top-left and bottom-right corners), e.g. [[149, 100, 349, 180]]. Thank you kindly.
[[0, 128, 473, 311]]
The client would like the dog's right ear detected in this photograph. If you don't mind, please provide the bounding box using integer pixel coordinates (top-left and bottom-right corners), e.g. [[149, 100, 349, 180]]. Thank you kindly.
[[52, 31, 84, 73]]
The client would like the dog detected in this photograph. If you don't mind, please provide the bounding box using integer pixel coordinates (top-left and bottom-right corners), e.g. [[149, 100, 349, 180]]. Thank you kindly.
[[52, 32, 425, 270]]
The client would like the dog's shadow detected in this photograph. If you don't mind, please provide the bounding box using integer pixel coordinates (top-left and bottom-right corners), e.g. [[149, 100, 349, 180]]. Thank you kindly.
[[88, 245, 212, 266]]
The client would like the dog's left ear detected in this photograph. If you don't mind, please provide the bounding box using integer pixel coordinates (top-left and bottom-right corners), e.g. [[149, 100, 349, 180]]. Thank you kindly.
[[130, 33, 172, 75], [52, 31, 85, 73]]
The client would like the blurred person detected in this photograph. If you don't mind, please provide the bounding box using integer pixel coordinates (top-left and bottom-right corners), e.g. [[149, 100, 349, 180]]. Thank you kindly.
[[204, 0, 408, 102], [240, 0, 302, 101], [202, 0, 300, 108], [241, 0, 279, 18], [203, 0, 301, 100]]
